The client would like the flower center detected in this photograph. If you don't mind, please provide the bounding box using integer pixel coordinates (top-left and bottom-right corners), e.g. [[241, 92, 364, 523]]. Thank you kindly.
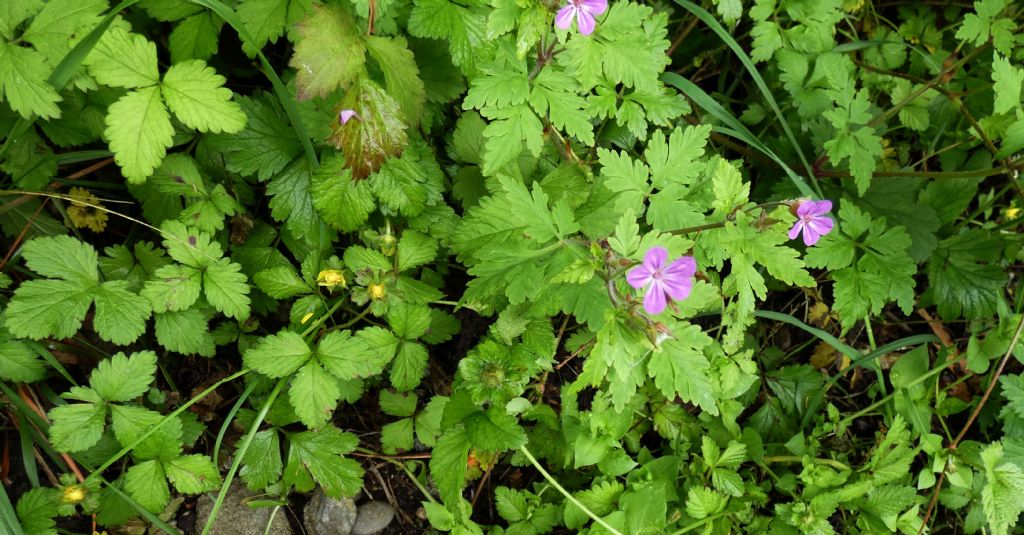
[[651, 268, 663, 280]]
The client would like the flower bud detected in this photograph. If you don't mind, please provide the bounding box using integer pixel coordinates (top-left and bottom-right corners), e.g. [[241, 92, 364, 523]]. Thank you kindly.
[[316, 269, 346, 290], [369, 283, 386, 300]]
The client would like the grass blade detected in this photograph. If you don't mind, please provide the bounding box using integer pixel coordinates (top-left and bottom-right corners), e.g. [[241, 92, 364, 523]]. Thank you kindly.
[[668, 0, 819, 195], [0, 484, 26, 535]]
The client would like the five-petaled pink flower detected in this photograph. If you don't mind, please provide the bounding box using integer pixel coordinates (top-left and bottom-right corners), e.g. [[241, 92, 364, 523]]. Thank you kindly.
[[788, 200, 834, 246], [555, 0, 608, 36], [338, 109, 359, 125], [627, 247, 696, 315]]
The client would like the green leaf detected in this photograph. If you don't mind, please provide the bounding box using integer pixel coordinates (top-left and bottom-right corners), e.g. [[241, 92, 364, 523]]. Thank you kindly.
[[529, 67, 593, 145], [288, 3, 365, 100], [4, 279, 93, 340], [317, 330, 384, 380], [370, 137, 445, 217], [141, 264, 203, 313], [390, 342, 428, 392], [203, 258, 251, 320], [244, 331, 311, 378], [240, 429, 282, 490], [992, 54, 1023, 115], [22, 235, 97, 283], [479, 103, 543, 175], [928, 231, 1006, 319], [464, 406, 526, 451], [238, 0, 312, 56], [165, 454, 222, 493], [387, 303, 432, 339], [155, 309, 216, 357], [84, 27, 159, 89], [169, 12, 222, 62], [266, 159, 321, 239], [109, 404, 183, 461], [205, 92, 303, 180], [105, 86, 173, 183], [90, 351, 157, 402], [330, 77, 409, 179], [982, 442, 1024, 535], [0, 41, 61, 119], [288, 427, 364, 498], [16, 487, 58, 535], [92, 281, 151, 345], [397, 231, 437, 271], [310, 156, 376, 232], [380, 390, 417, 417], [429, 427, 471, 507], [380, 418, 414, 453], [647, 125, 711, 189], [0, 339, 45, 383], [408, 0, 487, 71], [161, 59, 247, 133], [366, 35, 425, 126], [47, 402, 105, 452], [290, 362, 341, 429], [125, 460, 170, 513], [649, 325, 717, 414], [253, 265, 310, 299]]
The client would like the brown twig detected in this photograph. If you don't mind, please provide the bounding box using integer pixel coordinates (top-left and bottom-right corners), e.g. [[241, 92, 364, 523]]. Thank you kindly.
[[919, 314, 1024, 532]]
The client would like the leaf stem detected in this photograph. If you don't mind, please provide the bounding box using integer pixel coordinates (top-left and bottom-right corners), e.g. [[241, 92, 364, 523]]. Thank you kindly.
[[519, 445, 624, 535], [762, 455, 851, 471]]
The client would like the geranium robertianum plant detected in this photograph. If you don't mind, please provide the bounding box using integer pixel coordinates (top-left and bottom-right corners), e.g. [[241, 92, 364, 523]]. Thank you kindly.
[[1, 0, 1024, 534]]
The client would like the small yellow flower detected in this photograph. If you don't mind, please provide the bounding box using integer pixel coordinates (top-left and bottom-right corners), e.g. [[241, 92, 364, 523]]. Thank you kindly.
[[368, 283, 386, 300], [316, 269, 346, 290], [62, 484, 87, 504], [301, 311, 315, 324], [1007, 207, 1021, 220], [67, 187, 108, 232]]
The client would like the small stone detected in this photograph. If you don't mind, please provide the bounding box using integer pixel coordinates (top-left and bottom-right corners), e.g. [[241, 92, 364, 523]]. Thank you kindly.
[[351, 501, 395, 535], [195, 482, 292, 535], [303, 488, 358, 535]]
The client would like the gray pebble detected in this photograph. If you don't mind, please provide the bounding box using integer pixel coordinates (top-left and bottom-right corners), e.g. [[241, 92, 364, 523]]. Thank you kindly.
[[303, 488, 358, 535], [351, 501, 396, 535]]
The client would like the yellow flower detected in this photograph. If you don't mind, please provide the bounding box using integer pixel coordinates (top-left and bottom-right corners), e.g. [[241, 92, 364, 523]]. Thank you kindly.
[[368, 283, 386, 300], [67, 187, 108, 232], [62, 484, 87, 504], [316, 269, 346, 290]]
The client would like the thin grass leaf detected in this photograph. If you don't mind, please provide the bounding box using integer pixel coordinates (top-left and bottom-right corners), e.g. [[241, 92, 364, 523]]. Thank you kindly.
[[0, 484, 25, 535], [668, 0, 819, 196], [17, 424, 41, 489]]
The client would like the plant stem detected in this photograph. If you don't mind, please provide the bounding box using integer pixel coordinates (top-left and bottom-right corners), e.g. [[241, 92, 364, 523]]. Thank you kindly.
[[762, 455, 851, 472], [201, 377, 287, 535], [670, 511, 730, 534], [519, 445, 624, 535]]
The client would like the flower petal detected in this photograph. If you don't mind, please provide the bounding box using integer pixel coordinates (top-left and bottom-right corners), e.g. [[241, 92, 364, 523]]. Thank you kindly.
[[802, 224, 822, 246], [807, 216, 834, 238], [665, 256, 696, 278], [788, 220, 804, 240], [662, 275, 693, 301], [555, 5, 576, 29], [338, 109, 358, 124], [626, 265, 652, 289], [643, 282, 667, 314], [809, 199, 832, 216], [575, 9, 597, 34], [581, 0, 608, 15], [642, 246, 668, 272]]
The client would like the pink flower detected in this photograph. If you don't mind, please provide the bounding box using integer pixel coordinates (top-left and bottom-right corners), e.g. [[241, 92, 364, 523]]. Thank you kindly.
[[555, 0, 608, 36], [338, 109, 359, 125], [788, 200, 834, 246], [626, 247, 696, 315]]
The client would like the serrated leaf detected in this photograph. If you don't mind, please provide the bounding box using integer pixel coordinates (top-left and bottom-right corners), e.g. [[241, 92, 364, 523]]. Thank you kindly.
[[311, 156, 376, 232], [155, 308, 215, 357], [390, 342, 428, 392], [317, 330, 383, 380], [429, 427, 471, 507], [141, 264, 203, 313], [992, 54, 1023, 115], [244, 331, 311, 378], [649, 326, 717, 414], [289, 3, 366, 100], [125, 460, 169, 513], [290, 362, 341, 429], [380, 390, 417, 417], [105, 86, 173, 183], [0, 41, 61, 119], [92, 281, 151, 345], [206, 92, 303, 180], [16, 487, 58, 535], [203, 258, 251, 320], [238, 0, 312, 56], [0, 339, 45, 383], [329, 77, 408, 179], [169, 12, 222, 62], [387, 303, 432, 339], [4, 279, 94, 340], [240, 429, 282, 490], [289, 428, 364, 498], [90, 351, 157, 402], [165, 454, 221, 493], [161, 60, 246, 133], [464, 406, 526, 451], [85, 27, 159, 88], [380, 418, 414, 453], [253, 265, 309, 299], [22, 235, 98, 282], [109, 404, 183, 461], [366, 35, 425, 126], [47, 402, 105, 452]]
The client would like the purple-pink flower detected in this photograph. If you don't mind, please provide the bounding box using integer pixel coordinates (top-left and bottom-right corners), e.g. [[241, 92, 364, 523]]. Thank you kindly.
[[555, 0, 608, 36], [627, 246, 696, 315], [788, 200, 834, 246], [338, 109, 359, 125]]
